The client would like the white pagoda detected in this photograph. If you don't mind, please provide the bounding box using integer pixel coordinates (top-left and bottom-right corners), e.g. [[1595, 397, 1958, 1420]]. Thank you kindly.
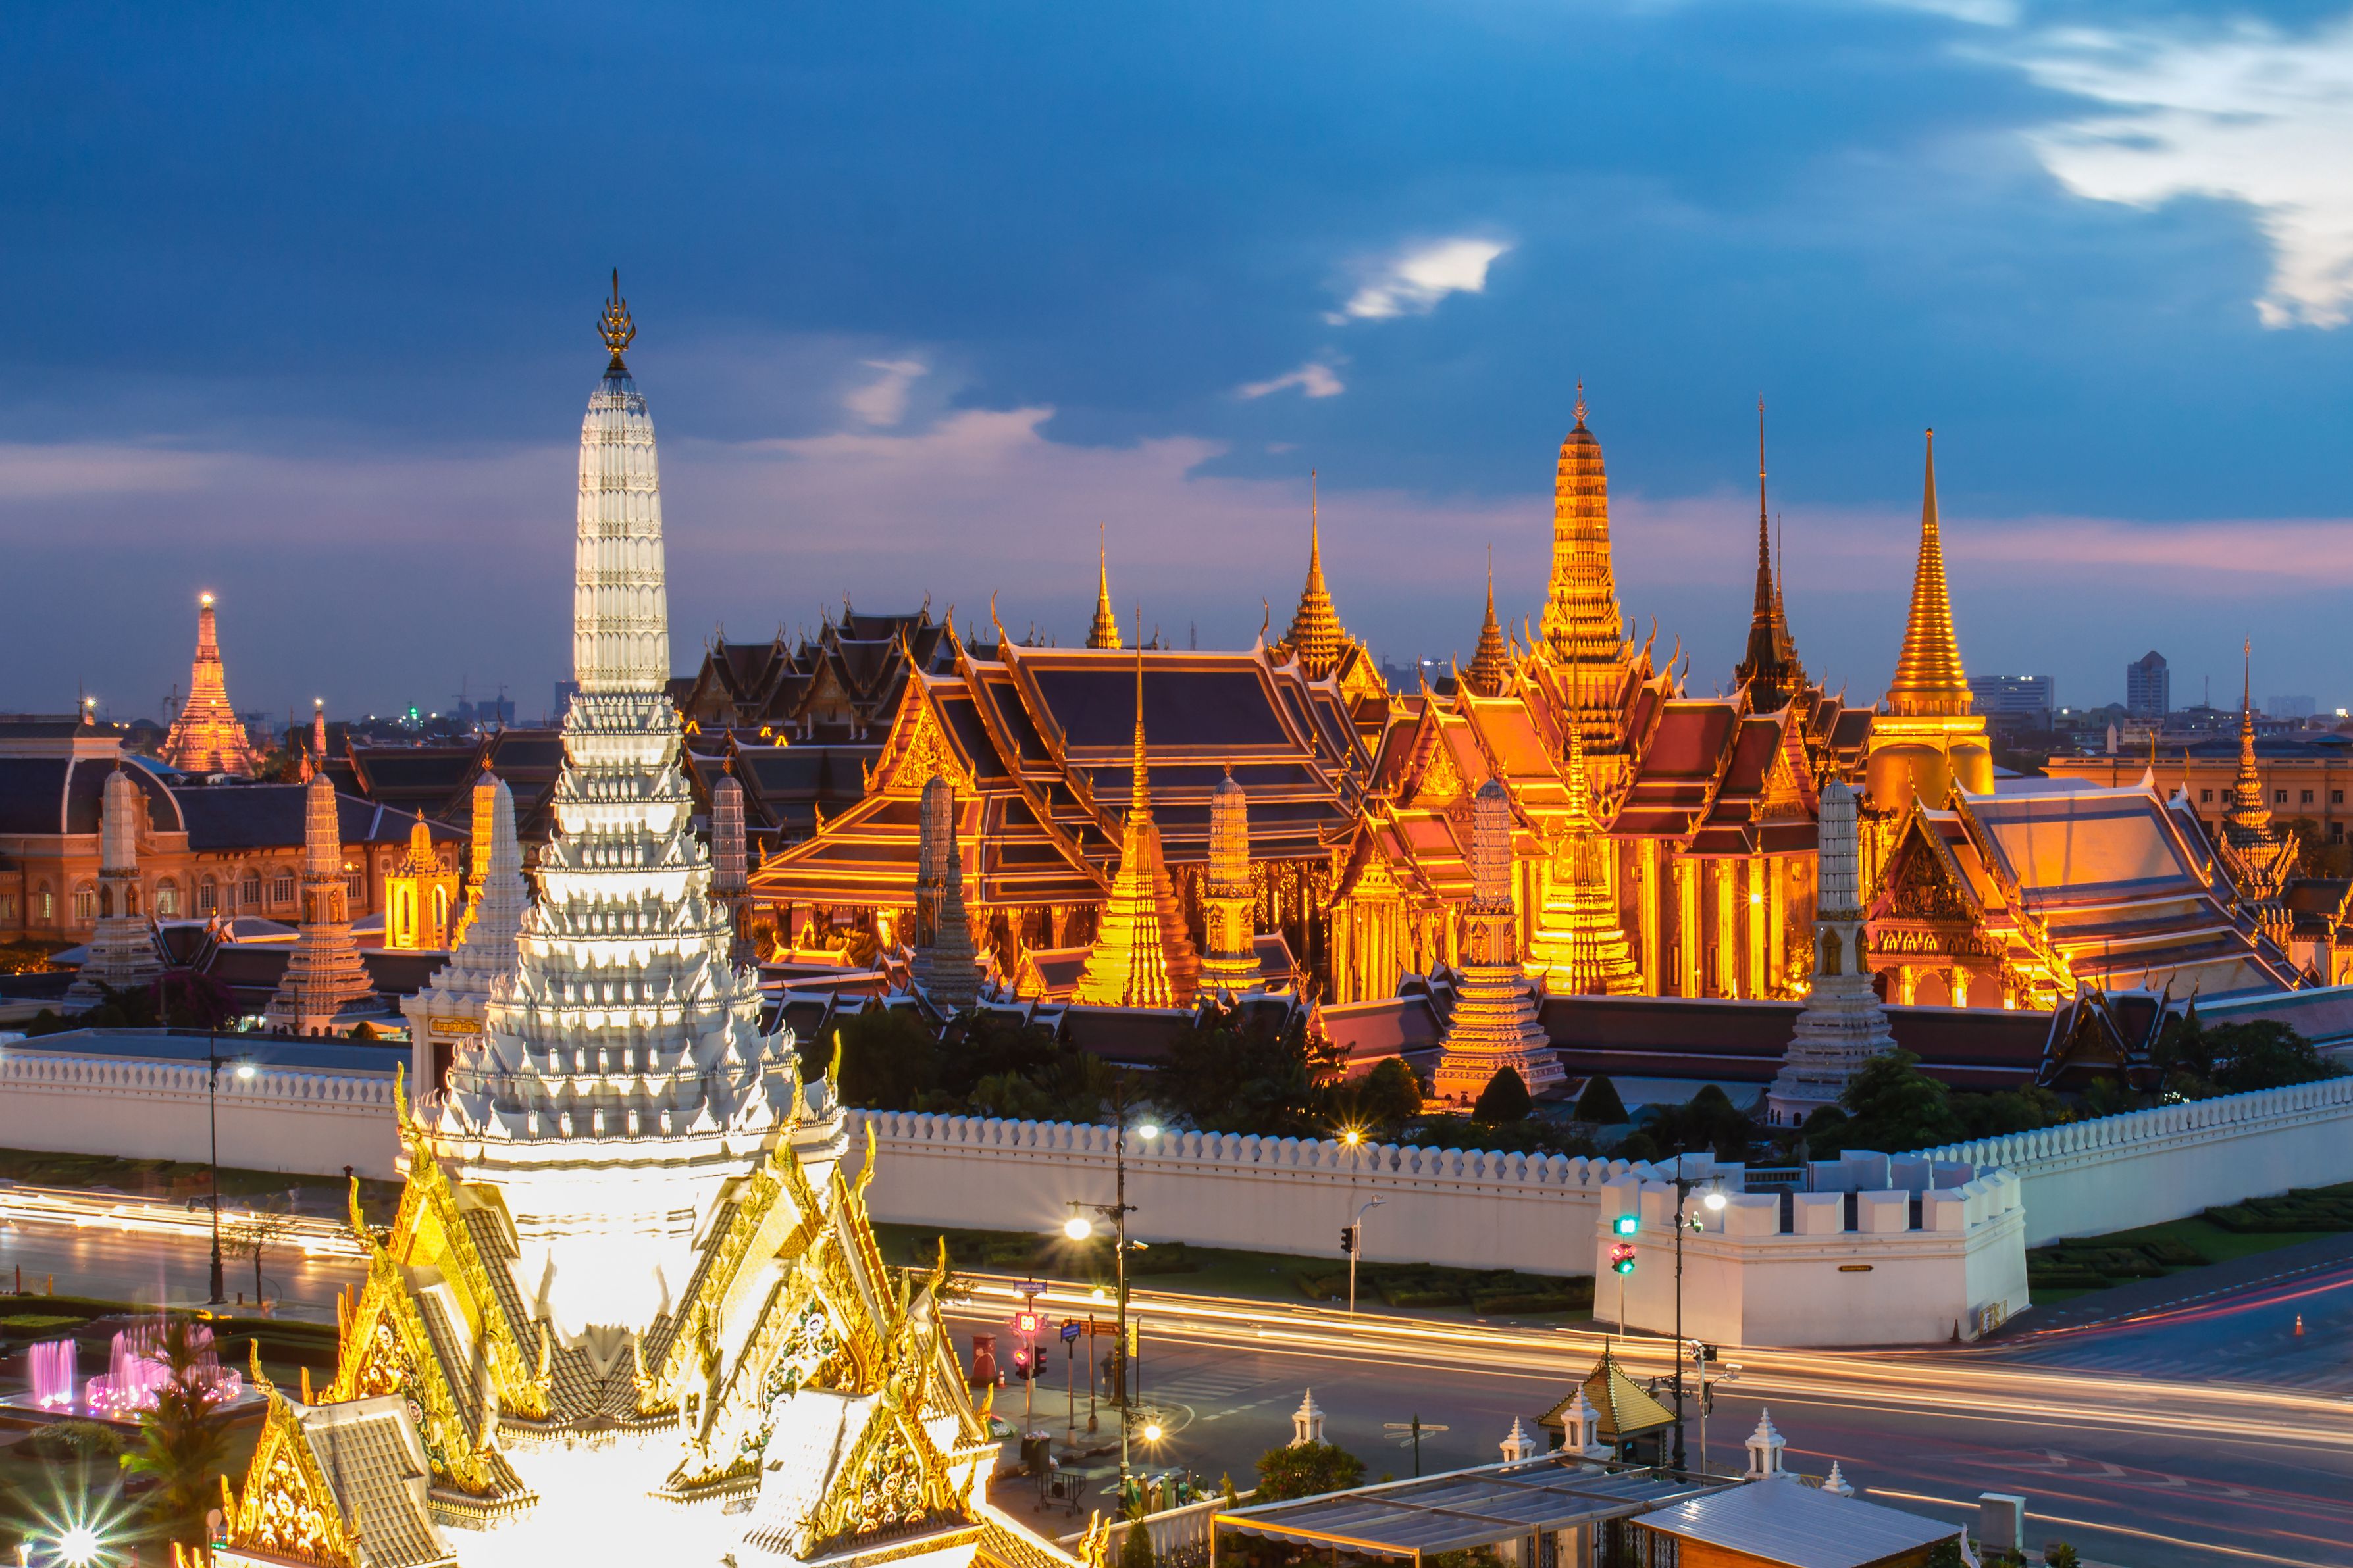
[[209, 280, 1091, 1568]]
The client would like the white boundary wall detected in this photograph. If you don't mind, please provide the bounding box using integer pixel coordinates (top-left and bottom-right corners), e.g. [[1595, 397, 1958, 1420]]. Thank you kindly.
[[0, 1048, 401, 1180], [1910, 1076, 2353, 1246], [850, 1110, 1661, 1275]]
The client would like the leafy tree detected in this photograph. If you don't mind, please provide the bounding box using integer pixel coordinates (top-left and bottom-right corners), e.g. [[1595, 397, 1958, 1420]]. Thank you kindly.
[[1950, 1084, 2069, 1141], [1120, 1516, 1157, 1568], [1470, 1067, 1532, 1125], [1643, 1084, 1760, 1163], [1156, 1004, 1342, 1138], [1253, 1440, 1366, 1502], [2156, 1019, 2345, 1099], [1574, 1074, 1628, 1125], [120, 1316, 232, 1550], [346, 1019, 379, 1042], [833, 1006, 945, 1109], [225, 1204, 298, 1305], [1409, 1114, 1595, 1157], [1814, 1050, 1959, 1155], [1332, 1058, 1422, 1140], [2044, 1543, 2081, 1568], [157, 969, 238, 1031]]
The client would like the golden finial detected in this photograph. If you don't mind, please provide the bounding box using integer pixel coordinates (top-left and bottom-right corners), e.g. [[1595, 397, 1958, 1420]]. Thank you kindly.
[[1573, 380, 1588, 427], [599, 268, 636, 368]]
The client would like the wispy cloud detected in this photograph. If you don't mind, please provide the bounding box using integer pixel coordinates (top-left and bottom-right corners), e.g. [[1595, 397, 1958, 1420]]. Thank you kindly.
[[1235, 359, 1345, 400], [842, 357, 930, 426], [1992, 15, 2353, 328], [1328, 237, 1511, 323]]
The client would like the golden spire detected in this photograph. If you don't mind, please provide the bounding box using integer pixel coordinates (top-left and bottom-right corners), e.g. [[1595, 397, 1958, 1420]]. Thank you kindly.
[[1735, 396, 1806, 710], [1074, 637, 1199, 1007], [1526, 667, 1642, 996], [2227, 638, 2271, 836], [1883, 428, 1971, 717], [1465, 546, 1511, 697], [1087, 526, 1122, 649], [1539, 382, 1627, 693], [599, 268, 636, 372], [1281, 471, 1351, 678]]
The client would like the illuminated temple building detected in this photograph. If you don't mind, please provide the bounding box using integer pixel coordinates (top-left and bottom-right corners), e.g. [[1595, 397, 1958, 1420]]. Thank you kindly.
[[215, 284, 1088, 1568], [742, 391, 2313, 1026]]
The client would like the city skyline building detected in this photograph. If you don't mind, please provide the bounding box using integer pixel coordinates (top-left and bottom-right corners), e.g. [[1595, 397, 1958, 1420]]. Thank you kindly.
[[2126, 650, 2170, 718]]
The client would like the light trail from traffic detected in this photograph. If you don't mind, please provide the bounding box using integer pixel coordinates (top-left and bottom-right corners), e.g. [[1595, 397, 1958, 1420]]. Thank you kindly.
[[955, 1273, 2353, 1454], [0, 1180, 367, 1258]]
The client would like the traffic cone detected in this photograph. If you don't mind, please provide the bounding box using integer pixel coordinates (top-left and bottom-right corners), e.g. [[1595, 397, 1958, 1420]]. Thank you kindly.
[[2294, 1314, 2304, 1336]]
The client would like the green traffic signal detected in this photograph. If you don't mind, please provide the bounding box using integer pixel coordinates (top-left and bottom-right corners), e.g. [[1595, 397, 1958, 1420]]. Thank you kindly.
[[1612, 1213, 1639, 1236], [1612, 1257, 1636, 1275]]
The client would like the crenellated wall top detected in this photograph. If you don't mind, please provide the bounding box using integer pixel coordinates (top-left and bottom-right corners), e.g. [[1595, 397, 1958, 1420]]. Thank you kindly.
[[1906, 1075, 2353, 1173], [848, 1108, 1659, 1192]]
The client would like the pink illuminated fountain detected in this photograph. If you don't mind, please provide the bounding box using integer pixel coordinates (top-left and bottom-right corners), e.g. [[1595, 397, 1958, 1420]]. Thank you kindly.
[[83, 1320, 241, 1415], [28, 1338, 77, 1408]]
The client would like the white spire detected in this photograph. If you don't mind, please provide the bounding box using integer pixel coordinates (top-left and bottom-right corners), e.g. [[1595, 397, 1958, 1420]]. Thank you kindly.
[[424, 294, 797, 1335], [1291, 1389, 1326, 1447]]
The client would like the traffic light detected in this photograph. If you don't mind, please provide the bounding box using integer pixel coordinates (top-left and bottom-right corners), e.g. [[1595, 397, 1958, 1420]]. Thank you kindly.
[[1339, 1228, 1355, 1255], [1612, 1213, 1639, 1238], [1609, 1241, 1636, 1276]]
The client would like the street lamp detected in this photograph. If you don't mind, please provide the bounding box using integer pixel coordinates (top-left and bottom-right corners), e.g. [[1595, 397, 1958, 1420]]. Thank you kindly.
[[201, 1032, 256, 1305], [1062, 1088, 1159, 1507], [1668, 1169, 1728, 1472]]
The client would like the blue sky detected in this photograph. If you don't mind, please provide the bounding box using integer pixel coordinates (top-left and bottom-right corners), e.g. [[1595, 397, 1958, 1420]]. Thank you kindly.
[[8, 0, 2353, 722]]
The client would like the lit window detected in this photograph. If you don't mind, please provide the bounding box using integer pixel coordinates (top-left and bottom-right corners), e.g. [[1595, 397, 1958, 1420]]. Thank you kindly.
[[0, 894, 16, 922], [2304, 790, 2315, 805], [346, 869, 365, 902], [270, 871, 296, 906], [2200, 789, 2212, 803], [197, 878, 218, 915], [240, 873, 262, 909], [35, 885, 52, 921], [155, 880, 179, 918], [2276, 788, 2289, 805], [73, 885, 97, 923]]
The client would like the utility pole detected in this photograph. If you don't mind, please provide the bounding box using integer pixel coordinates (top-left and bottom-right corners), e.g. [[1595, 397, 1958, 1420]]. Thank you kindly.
[[1345, 1197, 1384, 1313], [1064, 1086, 1159, 1506]]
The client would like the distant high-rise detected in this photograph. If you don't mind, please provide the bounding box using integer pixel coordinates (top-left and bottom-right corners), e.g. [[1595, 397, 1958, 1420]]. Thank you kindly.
[[2125, 651, 2169, 718], [1968, 674, 2054, 730], [2269, 695, 2317, 721]]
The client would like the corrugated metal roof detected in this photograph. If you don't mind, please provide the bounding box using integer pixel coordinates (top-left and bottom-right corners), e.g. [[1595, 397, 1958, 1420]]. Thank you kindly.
[[1218, 1458, 1716, 1558], [1635, 1479, 1956, 1568]]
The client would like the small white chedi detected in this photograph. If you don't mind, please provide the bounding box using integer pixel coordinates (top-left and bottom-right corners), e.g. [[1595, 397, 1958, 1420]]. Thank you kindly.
[[207, 282, 1089, 1568]]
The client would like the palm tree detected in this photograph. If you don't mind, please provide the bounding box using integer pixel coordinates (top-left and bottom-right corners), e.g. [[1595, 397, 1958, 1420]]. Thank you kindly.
[[119, 1317, 232, 1550]]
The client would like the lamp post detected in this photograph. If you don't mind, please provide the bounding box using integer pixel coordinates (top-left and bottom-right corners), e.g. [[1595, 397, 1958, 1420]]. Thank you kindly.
[[1668, 1163, 1728, 1473], [1063, 1092, 1159, 1507], [201, 1030, 257, 1305]]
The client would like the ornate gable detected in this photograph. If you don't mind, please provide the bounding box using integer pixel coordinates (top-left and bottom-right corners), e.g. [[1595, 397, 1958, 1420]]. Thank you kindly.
[[224, 1384, 362, 1568]]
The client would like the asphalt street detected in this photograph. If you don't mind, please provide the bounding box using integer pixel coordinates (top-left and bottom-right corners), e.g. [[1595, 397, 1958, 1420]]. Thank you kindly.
[[3, 1217, 2346, 1567]]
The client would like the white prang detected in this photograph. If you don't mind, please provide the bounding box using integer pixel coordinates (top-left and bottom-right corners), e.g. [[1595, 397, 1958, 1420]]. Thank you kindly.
[[1767, 778, 1896, 1128], [423, 347, 796, 1338]]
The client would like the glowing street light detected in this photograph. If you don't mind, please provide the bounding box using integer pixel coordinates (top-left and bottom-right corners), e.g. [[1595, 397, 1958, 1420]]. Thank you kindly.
[[1062, 1215, 1094, 1241], [57, 1525, 105, 1567], [1703, 1190, 1728, 1213], [1140, 1421, 1163, 1443]]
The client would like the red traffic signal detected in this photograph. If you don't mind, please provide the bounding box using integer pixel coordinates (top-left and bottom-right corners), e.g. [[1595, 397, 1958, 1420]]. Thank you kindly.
[[1609, 1241, 1637, 1276], [1012, 1311, 1043, 1336]]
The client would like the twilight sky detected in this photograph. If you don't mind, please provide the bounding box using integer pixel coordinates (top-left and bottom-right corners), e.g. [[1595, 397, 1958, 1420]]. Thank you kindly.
[[9, 0, 2353, 724]]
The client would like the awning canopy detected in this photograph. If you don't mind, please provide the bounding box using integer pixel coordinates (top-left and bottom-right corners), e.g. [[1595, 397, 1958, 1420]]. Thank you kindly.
[[1214, 1459, 1721, 1561]]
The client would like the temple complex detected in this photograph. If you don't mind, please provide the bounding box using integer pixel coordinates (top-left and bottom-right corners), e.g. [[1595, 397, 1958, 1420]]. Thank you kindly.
[[1523, 683, 1643, 997], [217, 282, 1088, 1568], [262, 771, 378, 1034], [158, 592, 265, 776], [2215, 645, 2299, 943], [1862, 432, 1991, 824]]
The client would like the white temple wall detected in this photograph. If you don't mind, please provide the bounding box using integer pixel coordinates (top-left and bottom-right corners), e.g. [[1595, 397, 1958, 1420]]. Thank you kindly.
[[850, 1110, 1657, 1275], [0, 1045, 401, 1179], [1908, 1076, 2353, 1247], [1595, 1170, 2029, 1348]]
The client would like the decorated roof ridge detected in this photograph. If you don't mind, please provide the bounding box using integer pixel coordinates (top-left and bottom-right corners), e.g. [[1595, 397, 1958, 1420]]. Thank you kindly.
[[1087, 526, 1122, 650], [1884, 427, 1972, 716]]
